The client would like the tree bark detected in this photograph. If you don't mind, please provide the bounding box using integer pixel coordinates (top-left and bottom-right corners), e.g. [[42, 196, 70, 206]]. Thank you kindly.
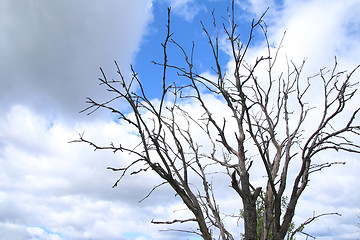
[[243, 197, 258, 240], [232, 171, 260, 240]]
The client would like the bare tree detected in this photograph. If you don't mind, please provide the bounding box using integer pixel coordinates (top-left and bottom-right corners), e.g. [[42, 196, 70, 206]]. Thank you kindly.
[[72, 2, 360, 240]]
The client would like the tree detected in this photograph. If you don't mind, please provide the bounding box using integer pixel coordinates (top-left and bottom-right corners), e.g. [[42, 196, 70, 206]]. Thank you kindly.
[[72, 2, 360, 240]]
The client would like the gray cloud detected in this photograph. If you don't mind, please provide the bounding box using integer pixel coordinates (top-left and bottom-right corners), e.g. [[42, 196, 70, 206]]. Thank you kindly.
[[0, 0, 153, 122]]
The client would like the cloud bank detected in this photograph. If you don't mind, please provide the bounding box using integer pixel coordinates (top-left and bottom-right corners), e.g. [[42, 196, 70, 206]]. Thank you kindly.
[[0, 0, 153, 122]]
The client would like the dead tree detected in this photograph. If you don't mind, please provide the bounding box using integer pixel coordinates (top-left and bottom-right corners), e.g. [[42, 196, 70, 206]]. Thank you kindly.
[[72, 2, 360, 240]]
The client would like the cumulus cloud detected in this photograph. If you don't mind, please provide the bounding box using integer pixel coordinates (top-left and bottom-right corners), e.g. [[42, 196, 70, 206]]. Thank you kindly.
[[160, 0, 206, 21], [0, 104, 193, 239], [271, 0, 360, 68], [230, 0, 360, 238], [236, 0, 278, 19]]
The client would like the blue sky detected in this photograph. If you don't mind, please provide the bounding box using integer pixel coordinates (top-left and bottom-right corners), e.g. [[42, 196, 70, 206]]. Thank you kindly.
[[0, 0, 360, 239], [134, 0, 268, 100]]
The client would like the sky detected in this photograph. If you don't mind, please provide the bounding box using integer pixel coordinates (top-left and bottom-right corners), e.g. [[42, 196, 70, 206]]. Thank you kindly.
[[0, 0, 360, 239]]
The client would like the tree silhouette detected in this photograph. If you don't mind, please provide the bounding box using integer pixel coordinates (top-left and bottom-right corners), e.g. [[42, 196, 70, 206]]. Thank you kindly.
[[72, 2, 360, 239]]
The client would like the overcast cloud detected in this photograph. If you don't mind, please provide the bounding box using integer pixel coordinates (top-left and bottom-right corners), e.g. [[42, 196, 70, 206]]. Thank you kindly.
[[0, 0, 359, 239], [0, 0, 153, 122]]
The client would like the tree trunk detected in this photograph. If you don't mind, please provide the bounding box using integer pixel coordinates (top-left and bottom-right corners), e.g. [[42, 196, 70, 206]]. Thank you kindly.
[[241, 173, 259, 240], [243, 196, 258, 240], [232, 170, 260, 240]]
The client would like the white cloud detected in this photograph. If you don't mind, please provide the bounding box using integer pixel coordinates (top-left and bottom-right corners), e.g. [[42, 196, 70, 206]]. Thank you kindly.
[[0, 104, 195, 239], [0, 222, 28, 240], [237, 0, 277, 19], [160, 0, 206, 21], [229, 0, 360, 238], [27, 226, 63, 240]]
